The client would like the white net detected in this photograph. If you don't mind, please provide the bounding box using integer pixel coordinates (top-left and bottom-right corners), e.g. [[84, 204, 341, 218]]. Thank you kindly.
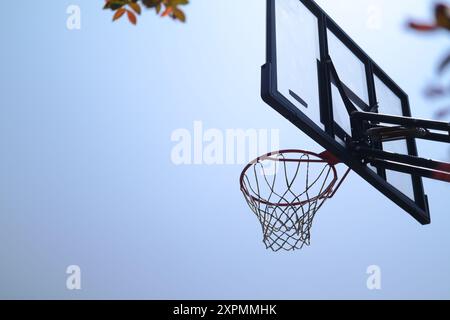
[[240, 150, 338, 251]]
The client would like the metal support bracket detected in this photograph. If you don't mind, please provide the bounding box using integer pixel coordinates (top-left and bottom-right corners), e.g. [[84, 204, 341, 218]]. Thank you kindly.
[[350, 111, 450, 183]]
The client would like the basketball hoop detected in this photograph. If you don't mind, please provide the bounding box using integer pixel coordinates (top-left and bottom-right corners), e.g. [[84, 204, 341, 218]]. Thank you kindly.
[[240, 150, 350, 251]]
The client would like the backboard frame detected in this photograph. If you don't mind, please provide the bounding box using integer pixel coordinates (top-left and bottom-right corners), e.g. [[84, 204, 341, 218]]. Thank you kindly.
[[261, 0, 431, 224]]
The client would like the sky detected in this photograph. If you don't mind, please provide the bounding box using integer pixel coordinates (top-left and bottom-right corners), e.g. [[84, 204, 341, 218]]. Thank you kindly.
[[0, 0, 449, 299]]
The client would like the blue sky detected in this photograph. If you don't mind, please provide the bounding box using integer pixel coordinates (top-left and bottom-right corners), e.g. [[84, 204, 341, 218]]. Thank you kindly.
[[0, 0, 449, 299]]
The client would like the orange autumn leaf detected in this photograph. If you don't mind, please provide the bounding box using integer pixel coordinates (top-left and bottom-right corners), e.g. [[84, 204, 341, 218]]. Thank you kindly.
[[161, 6, 173, 17], [127, 10, 137, 25], [104, 1, 190, 25], [113, 8, 126, 21]]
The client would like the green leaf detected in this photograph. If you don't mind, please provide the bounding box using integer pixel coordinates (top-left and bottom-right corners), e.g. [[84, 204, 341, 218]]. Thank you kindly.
[[129, 2, 142, 15], [105, 0, 128, 11], [173, 8, 186, 22]]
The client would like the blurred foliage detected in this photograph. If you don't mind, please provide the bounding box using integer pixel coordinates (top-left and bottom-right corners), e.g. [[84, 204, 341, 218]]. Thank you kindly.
[[104, 0, 189, 25], [408, 3, 450, 119]]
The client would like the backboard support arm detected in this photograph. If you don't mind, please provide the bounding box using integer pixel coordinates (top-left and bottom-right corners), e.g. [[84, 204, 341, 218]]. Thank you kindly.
[[321, 57, 450, 183], [365, 125, 450, 143], [350, 111, 450, 183], [370, 159, 450, 183], [351, 111, 450, 132], [326, 57, 359, 116]]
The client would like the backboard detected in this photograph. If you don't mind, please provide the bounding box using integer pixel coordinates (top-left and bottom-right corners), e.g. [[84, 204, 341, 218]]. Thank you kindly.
[[261, 0, 430, 224]]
